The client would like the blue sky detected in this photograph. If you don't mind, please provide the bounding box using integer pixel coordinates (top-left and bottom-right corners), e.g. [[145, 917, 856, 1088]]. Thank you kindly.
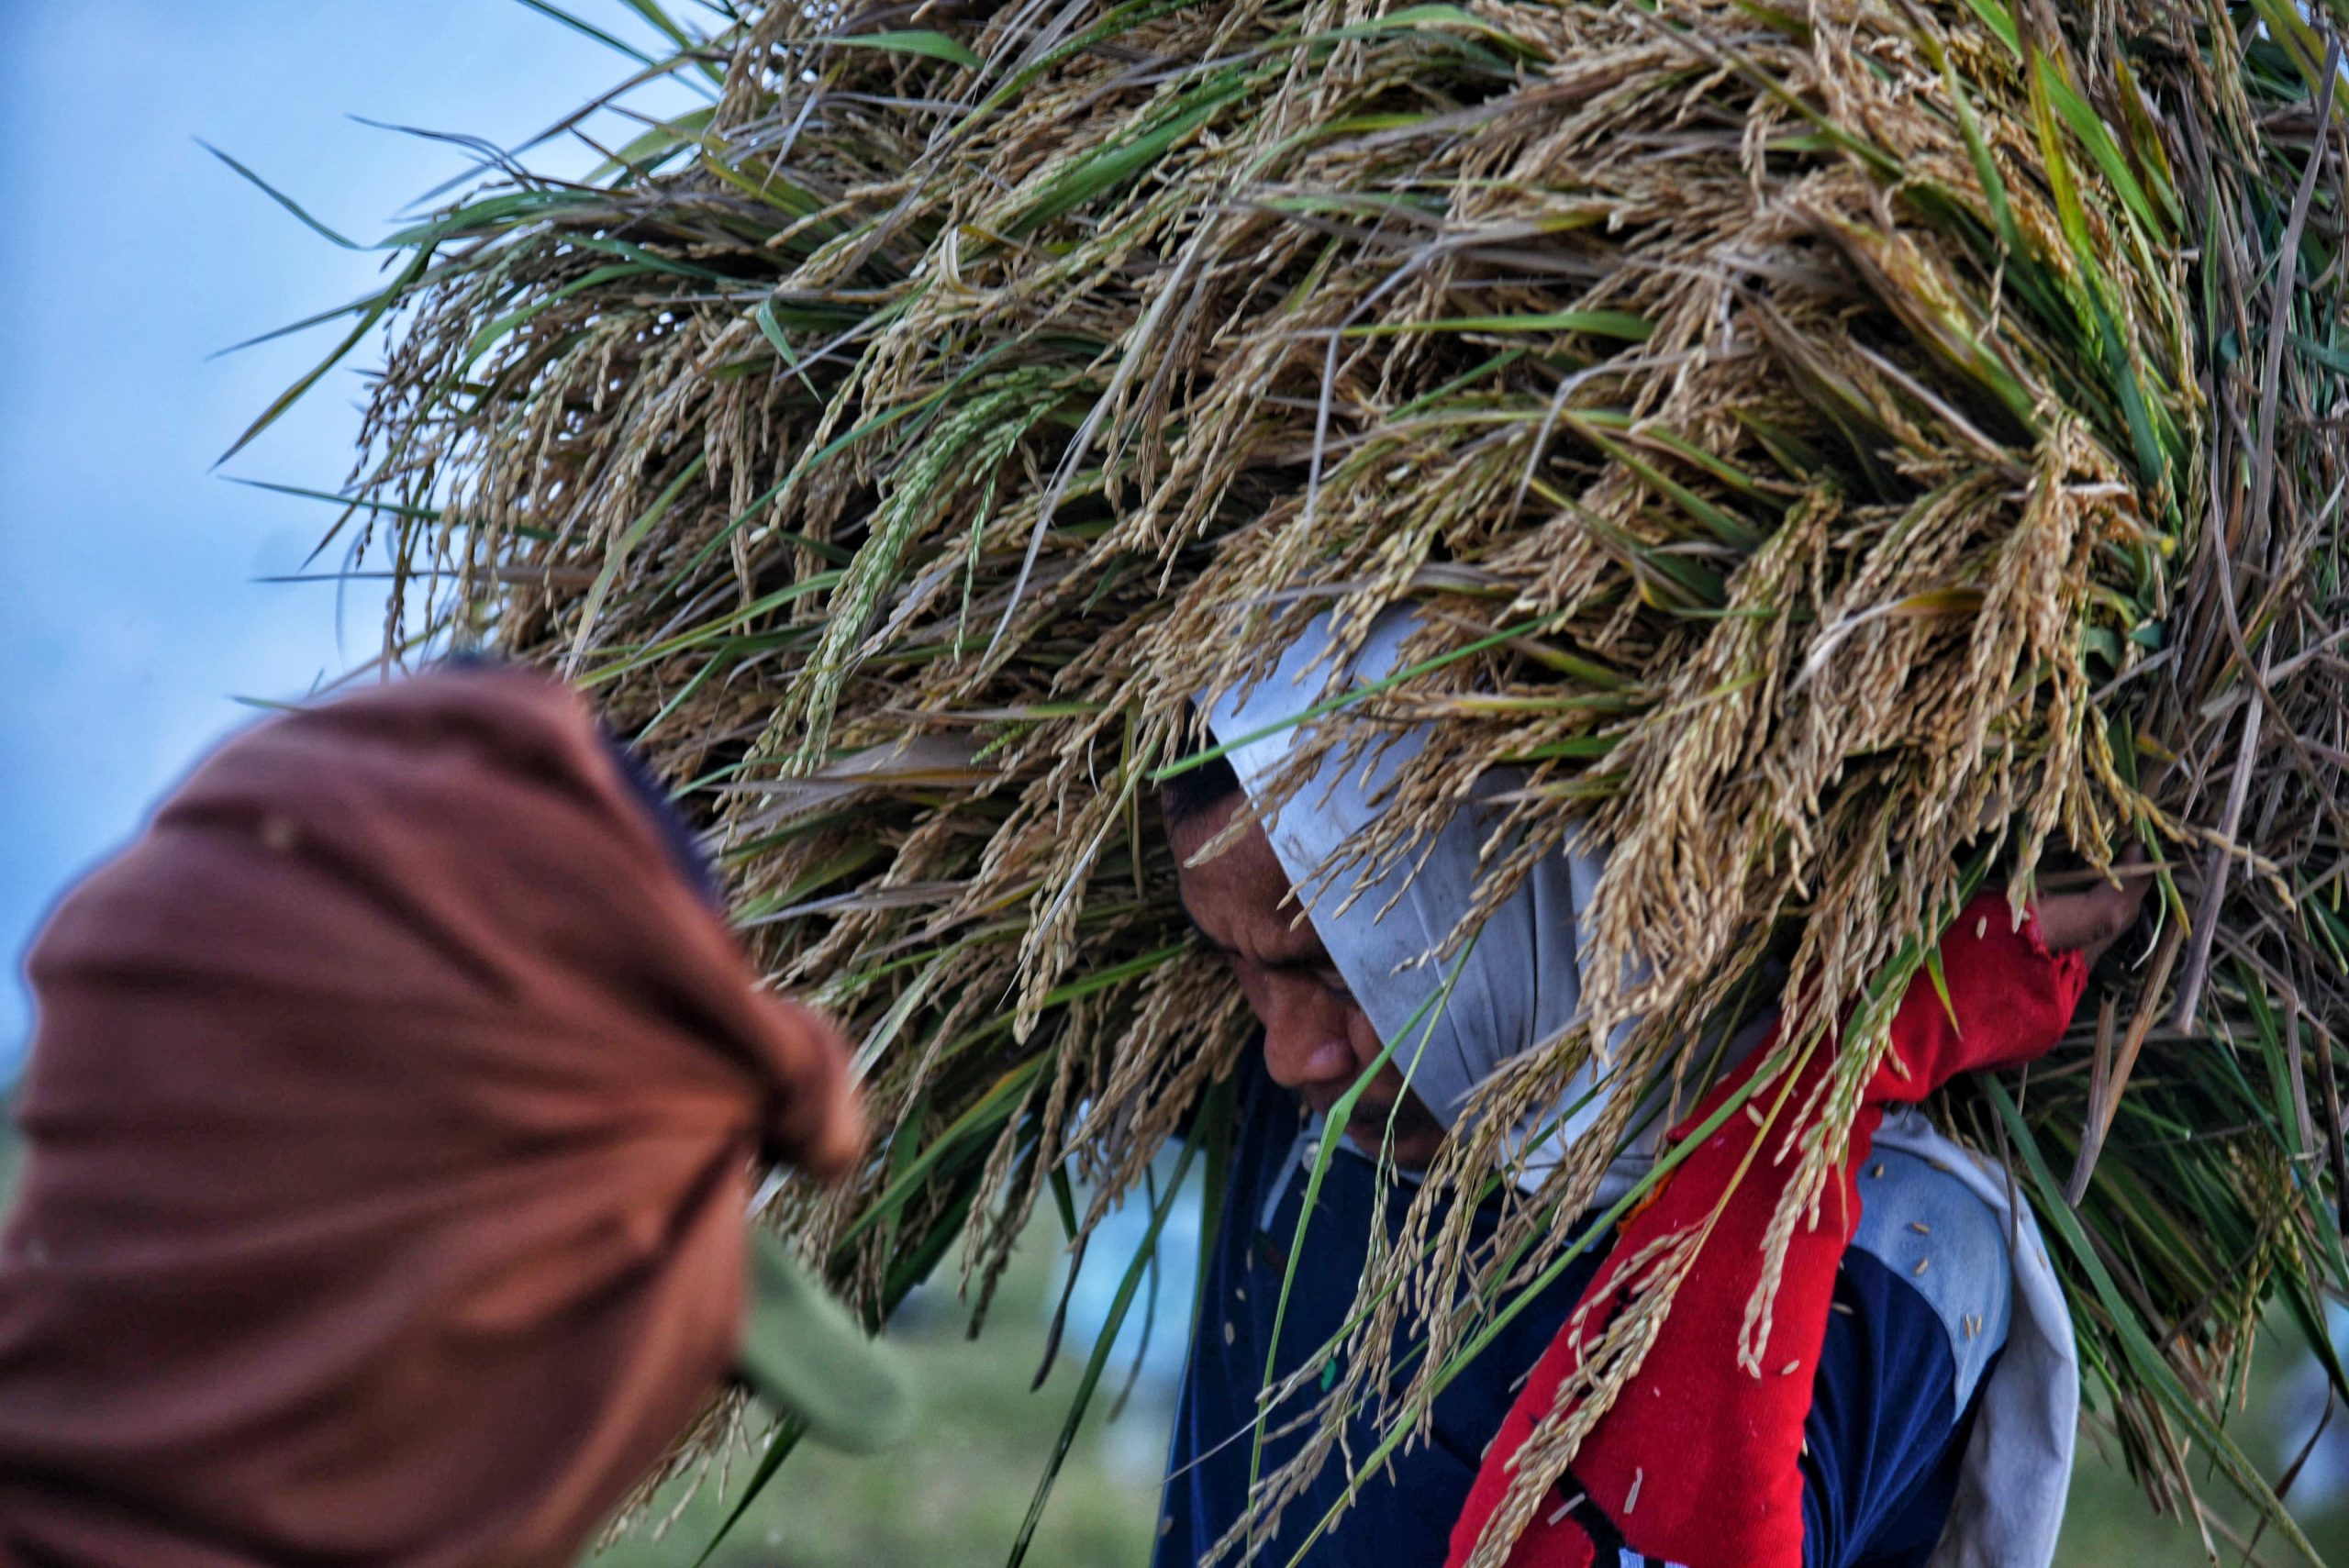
[[0, 2, 700, 1077]]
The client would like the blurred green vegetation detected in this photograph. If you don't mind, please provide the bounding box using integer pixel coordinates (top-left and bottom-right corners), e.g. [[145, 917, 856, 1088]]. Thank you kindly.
[[2059, 1335, 2349, 1567], [585, 1216, 1172, 1568]]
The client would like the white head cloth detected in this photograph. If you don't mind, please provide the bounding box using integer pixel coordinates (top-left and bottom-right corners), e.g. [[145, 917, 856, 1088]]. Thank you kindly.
[[1198, 607, 1612, 1153], [1197, 606, 2077, 1568]]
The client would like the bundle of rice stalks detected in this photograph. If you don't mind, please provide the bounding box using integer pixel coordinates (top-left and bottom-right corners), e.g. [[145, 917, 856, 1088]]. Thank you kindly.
[[250, 0, 2348, 1556]]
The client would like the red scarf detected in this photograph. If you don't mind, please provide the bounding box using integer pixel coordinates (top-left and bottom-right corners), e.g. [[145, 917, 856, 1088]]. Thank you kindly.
[[1449, 891, 2087, 1568]]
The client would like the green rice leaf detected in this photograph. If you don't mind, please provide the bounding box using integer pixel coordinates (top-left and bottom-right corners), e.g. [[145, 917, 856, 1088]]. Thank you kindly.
[[198, 139, 365, 250], [819, 29, 985, 69]]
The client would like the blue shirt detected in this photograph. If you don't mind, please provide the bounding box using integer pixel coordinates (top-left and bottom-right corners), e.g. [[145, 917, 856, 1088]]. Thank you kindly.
[[1154, 1060, 2004, 1568]]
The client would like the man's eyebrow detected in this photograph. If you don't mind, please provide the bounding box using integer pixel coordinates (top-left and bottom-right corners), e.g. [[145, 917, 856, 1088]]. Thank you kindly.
[[1181, 918, 1337, 974], [1256, 952, 1339, 975], [1172, 888, 1338, 970]]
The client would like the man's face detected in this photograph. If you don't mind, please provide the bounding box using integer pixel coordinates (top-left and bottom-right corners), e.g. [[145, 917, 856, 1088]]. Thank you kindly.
[[1171, 792, 1448, 1169]]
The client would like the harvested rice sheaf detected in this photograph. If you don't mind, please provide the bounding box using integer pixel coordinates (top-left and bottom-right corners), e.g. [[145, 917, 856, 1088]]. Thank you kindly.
[[274, 0, 2347, 1556]]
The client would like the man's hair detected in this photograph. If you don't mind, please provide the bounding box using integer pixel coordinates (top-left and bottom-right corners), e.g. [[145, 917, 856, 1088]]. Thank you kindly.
[[1159, 748, 1241, 827]]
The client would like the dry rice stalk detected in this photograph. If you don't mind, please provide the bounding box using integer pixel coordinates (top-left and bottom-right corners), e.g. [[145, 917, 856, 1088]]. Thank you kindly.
[[256, 0, 2349, 1556]]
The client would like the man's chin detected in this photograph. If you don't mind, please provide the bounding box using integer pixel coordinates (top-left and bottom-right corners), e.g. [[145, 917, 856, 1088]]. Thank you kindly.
[[1342, 1120, 1443, 1171]]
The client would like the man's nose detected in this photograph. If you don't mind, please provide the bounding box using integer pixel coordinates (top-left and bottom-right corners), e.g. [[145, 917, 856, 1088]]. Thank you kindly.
[[1260, 991, 1358, 1092]]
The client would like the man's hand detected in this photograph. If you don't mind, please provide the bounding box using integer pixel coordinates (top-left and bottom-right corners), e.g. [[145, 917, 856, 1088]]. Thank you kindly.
[[2033, 847, 2155, 970]]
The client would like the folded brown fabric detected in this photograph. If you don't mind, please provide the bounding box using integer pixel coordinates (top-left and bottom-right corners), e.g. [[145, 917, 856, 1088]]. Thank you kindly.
[[0, 664, 852, 1568]]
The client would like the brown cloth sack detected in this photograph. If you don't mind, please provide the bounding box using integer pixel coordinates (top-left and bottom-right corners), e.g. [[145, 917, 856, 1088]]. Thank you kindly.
[[0, 664, 856, 1568]]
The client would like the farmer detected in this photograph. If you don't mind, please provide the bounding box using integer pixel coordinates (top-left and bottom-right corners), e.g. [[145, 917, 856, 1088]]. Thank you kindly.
[[0, 662, 907, 1567], [1155, 611, 2147, 1568]]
